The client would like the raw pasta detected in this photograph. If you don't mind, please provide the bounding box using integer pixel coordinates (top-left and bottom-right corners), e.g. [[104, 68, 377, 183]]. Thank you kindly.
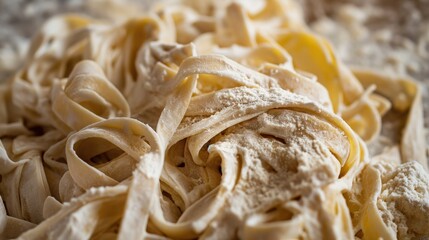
[[0, 0, 428, 239]]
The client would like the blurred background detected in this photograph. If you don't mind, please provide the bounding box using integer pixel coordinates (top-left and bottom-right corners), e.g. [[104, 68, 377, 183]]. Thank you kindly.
[[0, 0, 428, 148]]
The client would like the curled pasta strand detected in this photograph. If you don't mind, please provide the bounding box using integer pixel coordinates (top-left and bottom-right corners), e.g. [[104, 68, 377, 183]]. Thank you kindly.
[[352, 68, 427, 170], [51, 60, 130, 132], [66, 118, 155, 190]]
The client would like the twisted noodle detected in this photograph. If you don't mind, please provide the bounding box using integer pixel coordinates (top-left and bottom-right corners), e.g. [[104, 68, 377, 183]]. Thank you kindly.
[[0, 0, 428, 239]]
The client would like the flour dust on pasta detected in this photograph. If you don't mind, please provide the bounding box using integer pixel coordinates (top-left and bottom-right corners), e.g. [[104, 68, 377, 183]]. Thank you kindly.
[[0, 0, 428, 239]]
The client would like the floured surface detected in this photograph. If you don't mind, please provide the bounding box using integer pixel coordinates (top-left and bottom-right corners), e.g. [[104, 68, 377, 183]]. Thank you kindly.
[[301, 0, 429, 153]]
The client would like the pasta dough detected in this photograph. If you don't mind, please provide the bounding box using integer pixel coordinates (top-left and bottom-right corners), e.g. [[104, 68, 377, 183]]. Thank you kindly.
[[0, 0, 427, 239]]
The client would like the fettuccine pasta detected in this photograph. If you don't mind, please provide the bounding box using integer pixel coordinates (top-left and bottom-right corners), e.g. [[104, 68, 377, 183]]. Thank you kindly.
[[0, 0, 428, 239]]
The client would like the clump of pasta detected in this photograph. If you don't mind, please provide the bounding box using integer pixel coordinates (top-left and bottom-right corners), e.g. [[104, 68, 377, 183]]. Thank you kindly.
[[0, 0, 427, 239]]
